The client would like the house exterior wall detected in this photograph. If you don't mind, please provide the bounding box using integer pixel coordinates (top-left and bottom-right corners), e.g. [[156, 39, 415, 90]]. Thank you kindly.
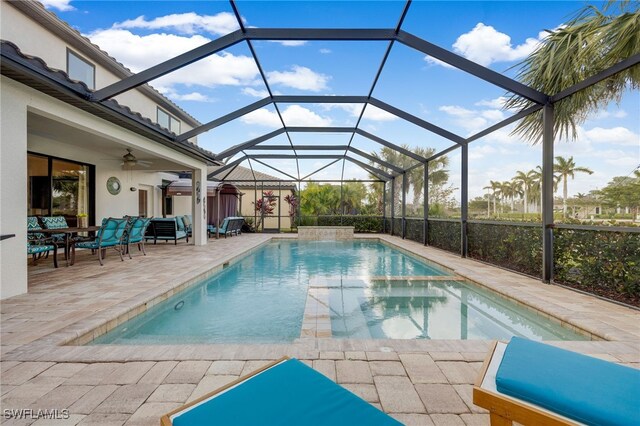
[[0, 2, 198, 141], [0, 76, 206, 299]]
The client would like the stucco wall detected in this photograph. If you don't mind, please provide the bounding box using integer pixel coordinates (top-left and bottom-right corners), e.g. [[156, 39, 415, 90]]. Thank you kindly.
[[0, 79, 29, 299], [0, 76, 207, 299], [0, 3, 196, 138]]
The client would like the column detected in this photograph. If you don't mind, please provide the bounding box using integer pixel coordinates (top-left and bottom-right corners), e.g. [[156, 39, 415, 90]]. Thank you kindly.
[[542, 104, 555, 282], [461, 144, 469, 257], [191, 165, 207, 246]]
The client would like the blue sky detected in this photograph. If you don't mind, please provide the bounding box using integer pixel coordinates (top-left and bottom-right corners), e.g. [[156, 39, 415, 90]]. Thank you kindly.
[[43, 0, 639, 200]]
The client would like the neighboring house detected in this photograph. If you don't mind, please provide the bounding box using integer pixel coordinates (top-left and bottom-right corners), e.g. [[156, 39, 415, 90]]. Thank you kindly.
[[208, 166, 297, 231], [0, 1, 216, 299]]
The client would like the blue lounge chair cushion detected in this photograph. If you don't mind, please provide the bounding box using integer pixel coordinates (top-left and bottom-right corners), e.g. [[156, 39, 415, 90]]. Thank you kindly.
[[496, 337, 640, 426], [172, 358, 400, 426]]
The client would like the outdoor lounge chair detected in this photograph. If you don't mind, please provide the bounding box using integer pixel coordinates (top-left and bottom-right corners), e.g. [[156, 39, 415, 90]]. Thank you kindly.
[[75, 217, 128, 265], [473, 337, 640, 425], [228, 216, 244, 235], [208, 217, 231, 238], [161, 357, 400, 426], [124, 216, 152, 257], [145, 217, 188, 245]]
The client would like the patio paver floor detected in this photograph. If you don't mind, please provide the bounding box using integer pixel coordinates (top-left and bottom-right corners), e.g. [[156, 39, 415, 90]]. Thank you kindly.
[[1, 233, 638, 425]]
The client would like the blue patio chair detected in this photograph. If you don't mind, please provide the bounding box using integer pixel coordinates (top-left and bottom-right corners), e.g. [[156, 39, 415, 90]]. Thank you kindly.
[[125, 216, 152, 258], [41, 216, 68, 243], [27, 216, 58, 266], [161, 357, 400, 426], [26, 225, 58, 268], [182, 214, 193, 236], [208, 217, 231, 238], [75, 217, 128, 266]]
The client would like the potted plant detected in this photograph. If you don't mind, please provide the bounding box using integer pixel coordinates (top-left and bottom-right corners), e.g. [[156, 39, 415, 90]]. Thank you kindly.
[[77, 213, 88, 228]]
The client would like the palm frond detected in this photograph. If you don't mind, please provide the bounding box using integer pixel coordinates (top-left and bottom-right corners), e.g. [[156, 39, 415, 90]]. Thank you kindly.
[[505, 2, 640, 143]]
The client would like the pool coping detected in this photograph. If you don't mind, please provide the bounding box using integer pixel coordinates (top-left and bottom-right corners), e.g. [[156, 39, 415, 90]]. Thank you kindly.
[[4, 234, 639, 363]]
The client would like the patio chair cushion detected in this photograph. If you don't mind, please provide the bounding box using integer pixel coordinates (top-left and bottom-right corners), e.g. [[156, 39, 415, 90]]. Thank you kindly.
[[76, 218, 127, 249], [495, 337, 640, 425], [170, 358, 400, 426], [27, 242, 54, 254], [42, 216, 68, 241], [27, 216, 45, 240], [176, 216, 186, 231]]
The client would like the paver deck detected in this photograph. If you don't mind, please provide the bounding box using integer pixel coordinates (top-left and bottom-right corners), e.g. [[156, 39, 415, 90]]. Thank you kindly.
[[1, 233, 638, 425]]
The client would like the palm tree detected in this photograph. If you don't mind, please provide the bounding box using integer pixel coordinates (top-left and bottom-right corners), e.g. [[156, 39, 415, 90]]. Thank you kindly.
[[554, 156, 594, 217], [505, 2, 640, 143], [512, 170, 537, 214], [484, 180, 502, 216]]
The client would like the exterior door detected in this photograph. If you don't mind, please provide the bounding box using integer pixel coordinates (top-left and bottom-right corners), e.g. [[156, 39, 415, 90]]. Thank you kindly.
[[138, 189, 148, 217]]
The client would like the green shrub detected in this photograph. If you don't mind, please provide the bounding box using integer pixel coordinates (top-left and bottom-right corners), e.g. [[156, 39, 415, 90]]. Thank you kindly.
[[312, 215, 383, 233], [554, 228, 640, 305], [405, 218, 425, 243], [427, 220, 460, 254], [467, 223, 542, 278]]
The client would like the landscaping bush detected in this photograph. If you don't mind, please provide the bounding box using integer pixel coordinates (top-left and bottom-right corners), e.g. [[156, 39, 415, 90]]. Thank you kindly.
[[467, 222, 543, 278], [405, 218, 424, 244], [427, 220, 460, 254], [392, 218, 403, 236], [316, 215, 383, 233], [554, 228, 640, 306]]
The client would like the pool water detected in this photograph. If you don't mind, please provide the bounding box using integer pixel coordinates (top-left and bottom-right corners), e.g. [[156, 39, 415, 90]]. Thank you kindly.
[[92, 240, 586, 344], [329, 280, 586, 340]]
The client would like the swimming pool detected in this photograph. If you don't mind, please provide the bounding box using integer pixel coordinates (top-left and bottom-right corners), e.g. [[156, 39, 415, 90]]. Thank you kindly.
[[92, 240, 586, 344]]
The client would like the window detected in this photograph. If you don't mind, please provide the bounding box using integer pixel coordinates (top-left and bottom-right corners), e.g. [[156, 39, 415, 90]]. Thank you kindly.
[[67, 50, 95, 89], [28, 153, 94, 226], [157, 108, 181, 134]]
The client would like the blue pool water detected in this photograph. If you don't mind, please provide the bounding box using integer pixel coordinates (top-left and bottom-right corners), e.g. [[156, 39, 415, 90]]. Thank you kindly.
[[92, 240, 586, 344]]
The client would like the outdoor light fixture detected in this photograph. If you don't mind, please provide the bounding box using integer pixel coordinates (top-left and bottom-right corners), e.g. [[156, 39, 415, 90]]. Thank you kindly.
[[130, 187, 137, 192]]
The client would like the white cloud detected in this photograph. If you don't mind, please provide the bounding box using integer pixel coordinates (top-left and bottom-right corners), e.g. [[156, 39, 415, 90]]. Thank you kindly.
[[242, 87, 270, 98], [475, 96, 509, 109], [321, 103, 397, 122], [319, 48, 332, 54], [166, 91, 212, 102], [589, 109, 628, 120], [112, 12, 239, 36], [86, 29, 259, 89], [583, 127, 640, 147], [429, 23, 546, 67], [362, 105, 398, 122], [424, 56, 455, 69], [267, 66, 330, 92], [271, 40, 307, 47], [241, 105, 332, 128], [439, 103, 506, 135], [41, 0, 74, 11]]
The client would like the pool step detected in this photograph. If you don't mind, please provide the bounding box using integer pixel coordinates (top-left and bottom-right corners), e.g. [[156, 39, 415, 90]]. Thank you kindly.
[[309, 275, 465, 288]]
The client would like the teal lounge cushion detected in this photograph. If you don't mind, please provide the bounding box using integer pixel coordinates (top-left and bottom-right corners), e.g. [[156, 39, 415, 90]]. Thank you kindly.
[[172, 358, 400, 426], [496, 337, 640, 425]]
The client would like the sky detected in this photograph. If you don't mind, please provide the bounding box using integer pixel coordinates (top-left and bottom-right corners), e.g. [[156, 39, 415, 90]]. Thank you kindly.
[[42, 0, 639, 201]]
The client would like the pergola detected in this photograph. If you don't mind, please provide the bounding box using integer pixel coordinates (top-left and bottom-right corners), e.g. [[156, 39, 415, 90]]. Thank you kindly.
[[89, 0, 640, 283]]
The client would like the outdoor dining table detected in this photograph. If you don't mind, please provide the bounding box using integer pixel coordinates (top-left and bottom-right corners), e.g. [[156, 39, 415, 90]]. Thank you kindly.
[[27, 226, 101, 267]]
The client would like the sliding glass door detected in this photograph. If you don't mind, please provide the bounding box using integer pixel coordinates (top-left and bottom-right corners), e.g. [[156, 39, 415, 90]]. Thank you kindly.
[[27, 153, 94, 226]]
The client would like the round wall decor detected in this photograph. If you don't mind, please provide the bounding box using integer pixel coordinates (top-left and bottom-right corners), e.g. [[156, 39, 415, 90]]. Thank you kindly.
[[106, 176, 121, 195]]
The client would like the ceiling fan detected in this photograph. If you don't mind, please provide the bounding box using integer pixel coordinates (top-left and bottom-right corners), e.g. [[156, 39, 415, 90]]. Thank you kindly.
[[120, 149, 152, 168]]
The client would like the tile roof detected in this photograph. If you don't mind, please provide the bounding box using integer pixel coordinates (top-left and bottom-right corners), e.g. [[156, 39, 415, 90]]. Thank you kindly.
[[1, 40, 218, 164], [208, 166, 297, 189]]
